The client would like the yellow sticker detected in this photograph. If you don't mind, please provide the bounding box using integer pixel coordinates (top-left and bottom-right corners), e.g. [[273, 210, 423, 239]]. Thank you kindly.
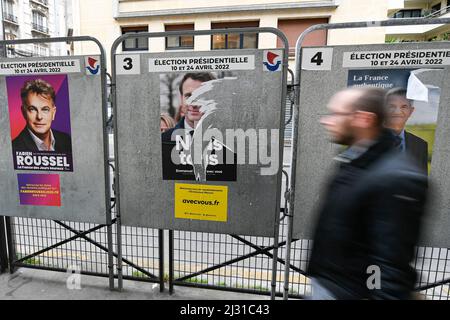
[[175, 183, 228, 222]]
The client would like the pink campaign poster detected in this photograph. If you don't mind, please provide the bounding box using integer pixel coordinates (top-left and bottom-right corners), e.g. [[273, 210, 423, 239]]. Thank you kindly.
[[6, 74, 73, 171], [17, 173, 61, 206]]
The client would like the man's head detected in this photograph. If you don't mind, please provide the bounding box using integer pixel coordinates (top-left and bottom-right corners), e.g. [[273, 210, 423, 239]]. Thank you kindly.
[[178, 72, 216, 128], [20, 79, 56, 139], [320, 87, 386, 145], [385, 88, 414, 135]]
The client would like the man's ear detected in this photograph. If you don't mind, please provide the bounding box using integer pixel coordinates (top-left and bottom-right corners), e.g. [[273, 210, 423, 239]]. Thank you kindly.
[[353, 110, 377, 129], [52, 105, 56, 121], [21, 105, 27, 118]]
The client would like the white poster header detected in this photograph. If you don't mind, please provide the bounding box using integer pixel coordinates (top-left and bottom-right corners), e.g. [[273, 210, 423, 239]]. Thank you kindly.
[[0, 59, 81, 75], [343, 49, 450, 68], [149, 55, 255, 73]]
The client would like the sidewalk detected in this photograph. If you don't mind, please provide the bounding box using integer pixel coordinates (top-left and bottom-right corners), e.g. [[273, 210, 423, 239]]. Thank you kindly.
[[0, 268, 268, 300]]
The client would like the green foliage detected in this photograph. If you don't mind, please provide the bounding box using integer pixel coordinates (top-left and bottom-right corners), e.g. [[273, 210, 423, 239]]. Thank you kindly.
[[405, 123, 436, 173], [405, 123, 436, 154], [385, 36, 400, 44], [23, 257, 41, 265], [185, 277, 209, 284], [132, 270, 149, 278], [250, 285, 270, 292]]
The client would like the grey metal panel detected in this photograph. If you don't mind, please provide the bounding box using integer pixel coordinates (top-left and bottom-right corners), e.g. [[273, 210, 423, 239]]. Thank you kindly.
[[0, 56, 107, 224], [293, 42, 450, 248], [116, 49, 284, 236]]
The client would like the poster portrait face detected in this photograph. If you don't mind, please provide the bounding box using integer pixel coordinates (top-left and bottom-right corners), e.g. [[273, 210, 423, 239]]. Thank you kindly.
[[385, 92, 415, 134], [181, 77, 205, 127], [22, 89, 57, 139], [6, 74, 73, 171]]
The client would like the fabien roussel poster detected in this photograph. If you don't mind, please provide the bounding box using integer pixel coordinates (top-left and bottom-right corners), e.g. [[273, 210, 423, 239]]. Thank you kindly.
[[6, 73, 74, 207]]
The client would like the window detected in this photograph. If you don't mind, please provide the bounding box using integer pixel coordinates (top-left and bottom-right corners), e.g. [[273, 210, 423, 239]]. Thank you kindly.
[[5, 33, 15, 40], [211, 21, 259, 50], [277, 19, 328, 56], [121, 26, 148, 51], [3, 0, 13, 15], [165, 24, 194, 50], [393, 9, 422, 18], [3, 0, 17, 23], [33, 44, 48, 57], [32, 11, 48, 33], [432, 3, 442, 14]]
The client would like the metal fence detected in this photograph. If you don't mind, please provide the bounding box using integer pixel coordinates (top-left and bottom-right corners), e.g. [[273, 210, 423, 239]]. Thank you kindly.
[[3, 211, 449, 299], [0, 84, 449, 300], [0, 22, 450, 300], [3, 211, 164, 288], [1, 85, 448, 299]]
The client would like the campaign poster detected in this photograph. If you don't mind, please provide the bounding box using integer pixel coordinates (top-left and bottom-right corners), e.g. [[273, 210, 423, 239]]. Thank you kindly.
[[160, 72, 237, 181], [348, 68, 440, 174], [6, 74, 73, 171], [17, 173, 61, 206], [174, 183, 228, 222]]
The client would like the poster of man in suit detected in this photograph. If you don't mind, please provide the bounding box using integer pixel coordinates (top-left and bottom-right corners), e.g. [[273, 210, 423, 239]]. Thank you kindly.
[[7, 75, 73, 171], [347, 68, 439, 174], [160, 71, 237, 181]]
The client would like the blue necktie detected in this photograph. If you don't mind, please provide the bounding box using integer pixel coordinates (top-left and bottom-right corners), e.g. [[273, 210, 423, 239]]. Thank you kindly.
[[395, 135, 404, 151]]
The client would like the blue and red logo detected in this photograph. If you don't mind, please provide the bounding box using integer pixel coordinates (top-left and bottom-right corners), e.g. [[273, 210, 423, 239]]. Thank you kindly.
[[86, 57, 100, 75], [263, 51, 282, 72]]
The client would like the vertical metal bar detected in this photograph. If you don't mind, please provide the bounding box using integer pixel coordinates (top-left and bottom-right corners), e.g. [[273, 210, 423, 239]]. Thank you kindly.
[[159, 229, 164, 292], [169, 229, 174, 294], [270, 230, 280, 300], [0, 0, 6, 59], [282, 69, 295, 300], [110, 33, 124, 292], [116, 222, 123, 291], [270, 30, 290, 300], [5, 217, 16, 273], [0, 217, 8, 273], [94, 37, 115, 292], [282, 170, 293, 300]]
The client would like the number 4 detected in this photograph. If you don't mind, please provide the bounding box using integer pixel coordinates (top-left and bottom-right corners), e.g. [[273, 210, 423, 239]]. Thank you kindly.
[[310, 52, 324, 66]]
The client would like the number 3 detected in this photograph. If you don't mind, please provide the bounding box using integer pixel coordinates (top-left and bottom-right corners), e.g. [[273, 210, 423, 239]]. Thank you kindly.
[[123, 57, 133, 70]]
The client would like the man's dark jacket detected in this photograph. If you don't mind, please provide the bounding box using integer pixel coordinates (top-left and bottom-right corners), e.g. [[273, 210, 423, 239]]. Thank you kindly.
[[405, 131, 428, 174], [308, 130, 428, 299], [12, 128, 72, 153]]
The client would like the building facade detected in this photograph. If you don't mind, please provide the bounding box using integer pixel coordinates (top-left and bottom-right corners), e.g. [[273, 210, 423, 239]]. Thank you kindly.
[[73, 0, 391, 70], [387, 0, 450, 42], [1, 0, 73, 57]]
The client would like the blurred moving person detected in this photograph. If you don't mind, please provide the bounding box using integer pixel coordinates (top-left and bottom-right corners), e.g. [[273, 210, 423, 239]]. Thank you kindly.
[[308, 87, 428, 300]]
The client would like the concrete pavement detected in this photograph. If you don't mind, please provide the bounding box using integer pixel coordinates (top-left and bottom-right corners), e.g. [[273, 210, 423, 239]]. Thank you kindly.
[[0, 268, 268, 300]]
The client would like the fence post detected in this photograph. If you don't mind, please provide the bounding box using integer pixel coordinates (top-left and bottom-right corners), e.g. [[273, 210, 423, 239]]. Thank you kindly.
[[5, 217, 16, 274], [169, 230, 174, 294], [0, 217, 8, 273], [159, 229, 165, 292]]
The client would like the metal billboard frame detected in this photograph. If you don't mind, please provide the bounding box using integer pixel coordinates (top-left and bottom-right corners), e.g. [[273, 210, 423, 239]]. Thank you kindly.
[[0, 36, 115, 290], [110, 27, 289, 299], [285, 17, 450, 300]]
